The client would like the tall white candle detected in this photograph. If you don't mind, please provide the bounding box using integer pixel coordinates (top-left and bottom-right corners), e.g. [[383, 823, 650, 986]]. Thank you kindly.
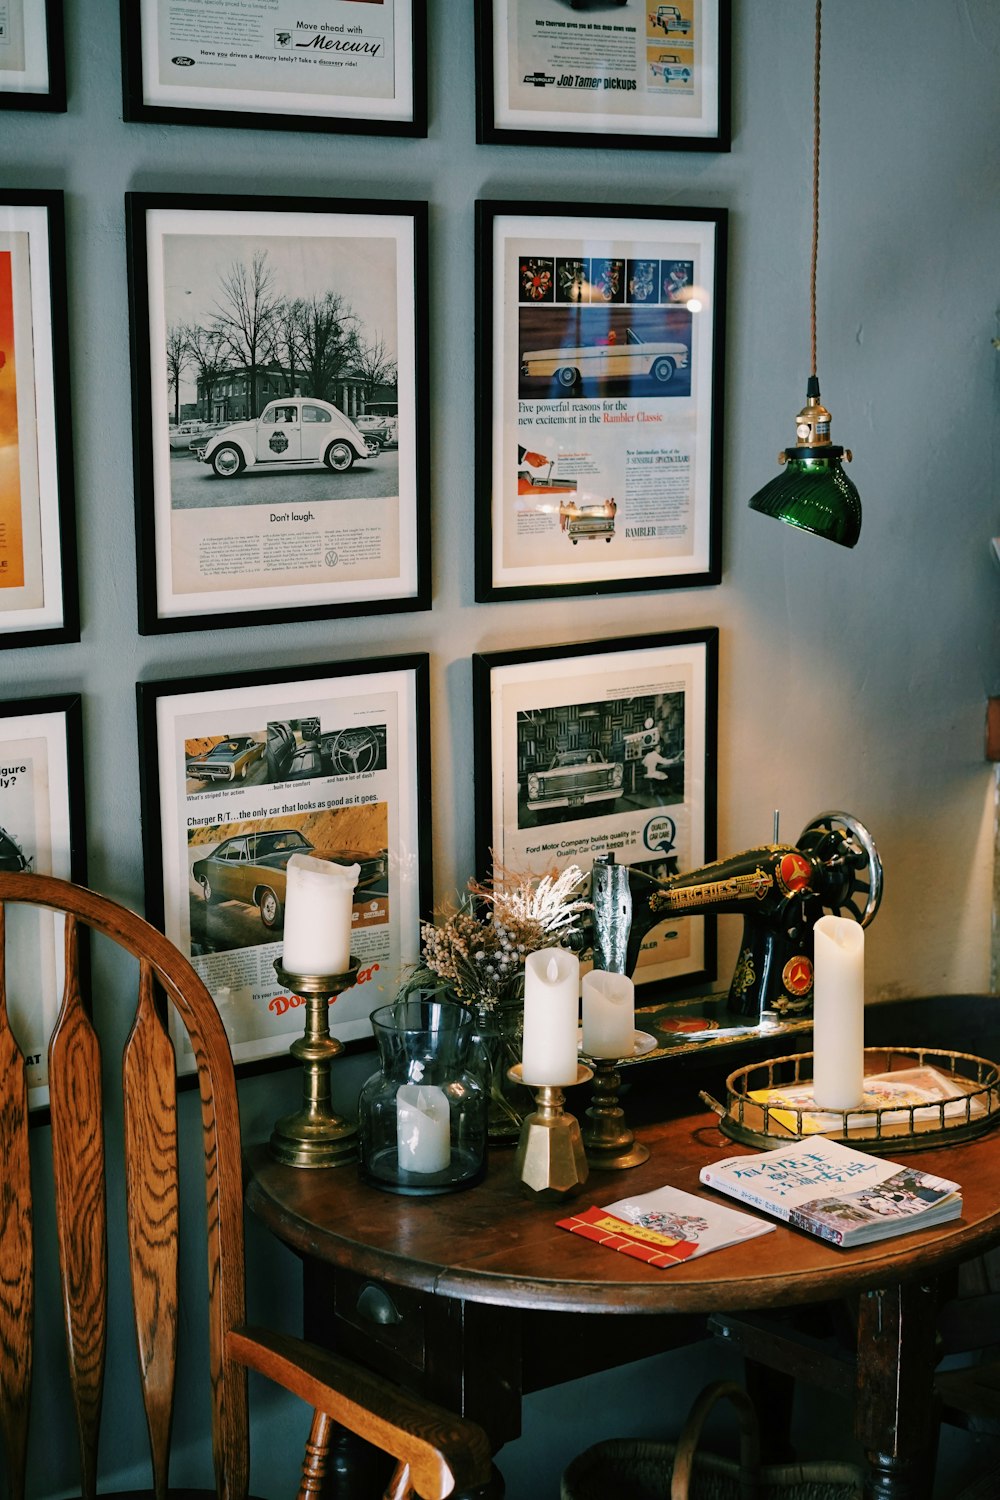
[[581, 970, 635, 1058], [521, 948, 580, 1086], [281, 854, 359, 975], [812, 915, 865, 1110], [396, 1084, 451, 1173]]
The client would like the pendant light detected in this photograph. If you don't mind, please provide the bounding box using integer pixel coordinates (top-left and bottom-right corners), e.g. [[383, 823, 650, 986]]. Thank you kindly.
[[748, 0, 861, 548]]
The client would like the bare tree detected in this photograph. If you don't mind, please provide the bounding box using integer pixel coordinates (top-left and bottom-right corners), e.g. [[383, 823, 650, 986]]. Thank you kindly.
[[165, 324, 189, 425], [353, 333, 397, 404], [272, 296, 306, 400], [295, 292, 359, 403], [212, 251, 279, 418], [184, 323, 229, 420]]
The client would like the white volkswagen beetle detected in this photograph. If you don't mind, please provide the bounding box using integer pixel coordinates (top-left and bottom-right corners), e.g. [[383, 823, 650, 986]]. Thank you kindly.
[[193, 397, 377, 478]]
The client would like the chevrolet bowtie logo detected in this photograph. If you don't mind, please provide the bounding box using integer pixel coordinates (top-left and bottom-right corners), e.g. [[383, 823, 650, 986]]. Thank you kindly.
[[523, 72, 555, 86]]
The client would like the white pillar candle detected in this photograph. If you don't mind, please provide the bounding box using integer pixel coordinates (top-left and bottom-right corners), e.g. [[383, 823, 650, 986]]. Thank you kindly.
[[812, 914, 865, 1110], [581, 969, 635, 1058], [521, 948, 580, 1086], [396, 1084, 451, 1173], [281, 854, 359, 976]]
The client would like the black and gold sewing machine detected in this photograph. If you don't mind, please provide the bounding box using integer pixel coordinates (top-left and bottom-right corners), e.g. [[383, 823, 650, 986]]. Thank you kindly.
[[591, 812, 883, 1035]]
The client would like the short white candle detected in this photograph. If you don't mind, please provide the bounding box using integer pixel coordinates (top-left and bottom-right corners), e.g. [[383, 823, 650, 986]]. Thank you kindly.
[[582, 969, 635, 1058], [281, 853, 359, 976], [812, 914, 865, 1110], [396, 1084, 451, 1173], [521, 947, 580, 1086]]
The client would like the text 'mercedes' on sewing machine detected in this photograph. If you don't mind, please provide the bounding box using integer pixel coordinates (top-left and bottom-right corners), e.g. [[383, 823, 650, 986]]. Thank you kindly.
[[591, 812, 883, 1020]]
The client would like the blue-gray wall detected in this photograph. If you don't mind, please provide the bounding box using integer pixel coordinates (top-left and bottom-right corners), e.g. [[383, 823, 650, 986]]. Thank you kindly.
[[6, 1, 1000, 1495]]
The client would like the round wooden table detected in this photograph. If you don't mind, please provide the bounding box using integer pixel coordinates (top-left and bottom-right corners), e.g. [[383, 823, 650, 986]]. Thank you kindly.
[[246, 1109, 1000, 1499]]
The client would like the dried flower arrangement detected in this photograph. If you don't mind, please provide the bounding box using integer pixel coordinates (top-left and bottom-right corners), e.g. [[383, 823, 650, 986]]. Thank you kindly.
[[407, 863, 592, 1013]]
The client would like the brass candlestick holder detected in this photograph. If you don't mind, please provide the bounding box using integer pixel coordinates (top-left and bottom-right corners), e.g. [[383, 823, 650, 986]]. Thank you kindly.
[[509, 1062, 593, 1201], [269, 957, 361, 1169], [580, 1054, 650, 1170]]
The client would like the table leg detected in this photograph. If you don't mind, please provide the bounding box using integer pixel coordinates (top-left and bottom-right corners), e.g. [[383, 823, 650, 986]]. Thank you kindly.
[[854, 1282, 941, 1500]]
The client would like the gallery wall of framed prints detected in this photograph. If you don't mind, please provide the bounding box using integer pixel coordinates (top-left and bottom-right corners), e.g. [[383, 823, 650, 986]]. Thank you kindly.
[[3, 0, 734, 1076]]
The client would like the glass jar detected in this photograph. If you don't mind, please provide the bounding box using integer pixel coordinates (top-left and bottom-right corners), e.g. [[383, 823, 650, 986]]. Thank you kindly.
[[358, 996, 487, 1195], [469, 997, 535, 1144]]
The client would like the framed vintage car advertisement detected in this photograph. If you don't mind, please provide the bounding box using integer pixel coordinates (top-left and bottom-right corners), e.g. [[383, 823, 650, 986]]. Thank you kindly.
[[0, 693, 86, 1110], [127, 193, 428, 634], [475, 201, 725, 602], [473, 629, 717, 994], [0, 0, 65, 111], [137, 655, 430, 1074], [476, 0, 729, 152], [121, 0, 425, 136], [0, 192, 78, 647]]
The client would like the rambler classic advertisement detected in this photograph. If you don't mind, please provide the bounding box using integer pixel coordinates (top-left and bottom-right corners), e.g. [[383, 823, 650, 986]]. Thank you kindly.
[[142, 662, 426, 1073], [478, 632, 715, 992], [136, 0, 415, 125], [481, 206, 722, 598], [488, 0, 722, 144]]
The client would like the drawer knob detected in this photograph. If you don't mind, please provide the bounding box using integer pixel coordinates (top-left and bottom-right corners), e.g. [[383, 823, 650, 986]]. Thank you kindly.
[[356, 1282, 403, 1327]]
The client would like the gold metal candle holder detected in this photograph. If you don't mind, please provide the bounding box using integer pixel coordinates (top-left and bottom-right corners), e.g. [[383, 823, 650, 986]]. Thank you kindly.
[[581, 1054, 650, 1171], [509, 1062, 593, 1201], [269, 957, 361, 1169]]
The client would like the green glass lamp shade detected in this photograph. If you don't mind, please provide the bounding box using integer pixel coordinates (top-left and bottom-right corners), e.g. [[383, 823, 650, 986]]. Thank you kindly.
[[748, 452, 861, 548], [748, 381, 862, 548]]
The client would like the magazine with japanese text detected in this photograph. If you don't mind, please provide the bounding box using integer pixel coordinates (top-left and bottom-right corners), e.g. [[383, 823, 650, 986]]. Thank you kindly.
[[700, 1137, 961, 1248]]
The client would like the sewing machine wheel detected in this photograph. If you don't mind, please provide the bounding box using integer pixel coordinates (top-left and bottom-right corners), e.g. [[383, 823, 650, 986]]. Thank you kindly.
[[796, 810, 883, 927]]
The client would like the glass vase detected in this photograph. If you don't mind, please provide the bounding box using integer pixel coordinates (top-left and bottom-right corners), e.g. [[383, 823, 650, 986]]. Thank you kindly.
[[358, 996, 487, 1195], [469, 997, 534, 1144]]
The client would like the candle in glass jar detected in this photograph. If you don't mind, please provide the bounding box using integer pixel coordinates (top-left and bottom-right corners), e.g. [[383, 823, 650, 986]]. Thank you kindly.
[[521, 948, 580, 1086], [281, 854, 359, 976], [812, 914, 865, 1110], [581, 969, 635, 1058], [396, 1084, 451, 1173]]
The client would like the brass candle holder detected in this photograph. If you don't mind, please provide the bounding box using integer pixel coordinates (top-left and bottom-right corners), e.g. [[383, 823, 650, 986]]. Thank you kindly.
[[580, 1054, 650, 1171], [269, 957, 361, 1169], [509, 1062, 593, 1201]]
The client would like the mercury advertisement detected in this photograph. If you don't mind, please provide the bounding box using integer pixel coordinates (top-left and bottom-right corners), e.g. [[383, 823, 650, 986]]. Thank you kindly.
[[149, 665, 424, 1071], [491, 0, 720, 143], [488, 209, 719, 595], [137, 0, 414, 124]]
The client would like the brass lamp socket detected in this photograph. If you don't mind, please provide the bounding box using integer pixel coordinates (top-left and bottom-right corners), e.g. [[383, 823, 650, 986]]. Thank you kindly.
[[779, 378, 853, 464]]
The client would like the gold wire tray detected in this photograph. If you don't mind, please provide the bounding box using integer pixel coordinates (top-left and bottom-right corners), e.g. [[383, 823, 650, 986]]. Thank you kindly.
[[700, 1046, 1000, 1154]]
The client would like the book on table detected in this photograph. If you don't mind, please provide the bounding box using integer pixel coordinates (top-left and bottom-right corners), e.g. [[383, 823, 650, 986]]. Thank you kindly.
[[747, 1064, 986, 1139], [699, 1135, 962, 1248], [557, 1183, 774, 1268]]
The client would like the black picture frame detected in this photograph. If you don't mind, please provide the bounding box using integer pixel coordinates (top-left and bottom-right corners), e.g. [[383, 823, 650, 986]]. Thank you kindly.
[[126, 191, 430, 635], [475, 199, 725, 603], [0, 691, 87, 1110], [120, 0, 426, 137], [475, 0, 730, 153], [137, 654, 431, 1074], [473, 628, 718, 996], [0, 190, 79, 648], [0, 0, 66, 113]]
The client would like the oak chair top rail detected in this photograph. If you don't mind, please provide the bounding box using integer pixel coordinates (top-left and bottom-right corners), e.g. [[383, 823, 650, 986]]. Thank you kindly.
[[246, 1114, 1000, 1318], [0, 871, 491, 1500]]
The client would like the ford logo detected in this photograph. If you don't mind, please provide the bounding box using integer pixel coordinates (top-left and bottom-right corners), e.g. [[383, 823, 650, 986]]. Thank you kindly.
[[171, 56, 195, 67]]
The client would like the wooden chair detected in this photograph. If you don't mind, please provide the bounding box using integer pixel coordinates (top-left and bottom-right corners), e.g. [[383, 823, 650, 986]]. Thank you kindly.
[[0, 870, 493, 1500]]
